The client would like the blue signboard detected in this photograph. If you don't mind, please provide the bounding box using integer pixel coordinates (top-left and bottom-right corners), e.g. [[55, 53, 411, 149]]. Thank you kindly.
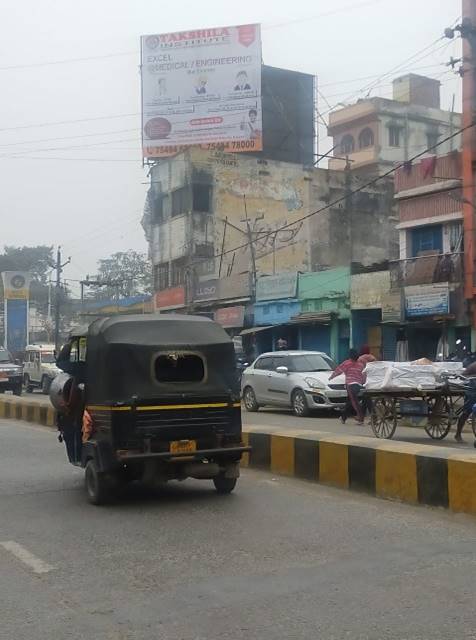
[[6, 299, 28, 353], [405, 285, 449, 318]]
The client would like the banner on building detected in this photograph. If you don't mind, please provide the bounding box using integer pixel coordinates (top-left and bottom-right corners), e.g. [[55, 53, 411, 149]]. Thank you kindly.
[[256, 272, 298, 302], [1, 271, 31, 300], [141, 24, 262, 157], [214, 305, 245, 328], [194, 278, 219, 302], [155, 286, 186, 310], [405, 283, 450, 318]]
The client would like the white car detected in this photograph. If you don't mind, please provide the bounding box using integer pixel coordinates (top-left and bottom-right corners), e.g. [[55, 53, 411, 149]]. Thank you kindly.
[[23, 344, 60, 394], [241, 350, 347, 417]]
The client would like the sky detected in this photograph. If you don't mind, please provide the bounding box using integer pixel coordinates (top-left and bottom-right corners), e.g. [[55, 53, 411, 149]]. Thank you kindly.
[[0, 0, 462, 293]]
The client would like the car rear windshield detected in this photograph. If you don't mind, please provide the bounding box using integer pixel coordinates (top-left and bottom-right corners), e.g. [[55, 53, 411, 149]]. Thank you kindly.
[[0, 349, 11, 363], [154, 353, 205, 383], [41, 353, 56, 364], [288, 354, 335, 372]]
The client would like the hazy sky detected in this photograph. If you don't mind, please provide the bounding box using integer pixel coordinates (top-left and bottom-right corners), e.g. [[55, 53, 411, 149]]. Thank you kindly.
[[0, 0, 461, 292]]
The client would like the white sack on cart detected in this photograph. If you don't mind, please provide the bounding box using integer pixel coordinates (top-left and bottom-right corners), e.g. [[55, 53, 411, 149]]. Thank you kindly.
[[364, 361, 437, 391]]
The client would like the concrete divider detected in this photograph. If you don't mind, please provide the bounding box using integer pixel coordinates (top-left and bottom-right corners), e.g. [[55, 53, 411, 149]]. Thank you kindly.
[[0, 398, 55, 427], [3, 396, 476, 516], [242, 426, 476, 516]]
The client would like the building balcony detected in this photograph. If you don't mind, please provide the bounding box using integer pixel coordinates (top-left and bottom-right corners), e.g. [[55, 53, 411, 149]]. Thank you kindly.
[[389, 252, 463, 289]]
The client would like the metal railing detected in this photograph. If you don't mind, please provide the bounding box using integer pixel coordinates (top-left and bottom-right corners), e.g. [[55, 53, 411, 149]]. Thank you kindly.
[[389, 252, 463, 288]]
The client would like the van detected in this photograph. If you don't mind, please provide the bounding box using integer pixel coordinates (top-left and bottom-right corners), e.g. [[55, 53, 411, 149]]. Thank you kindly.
[[23, 344, 60, 394]]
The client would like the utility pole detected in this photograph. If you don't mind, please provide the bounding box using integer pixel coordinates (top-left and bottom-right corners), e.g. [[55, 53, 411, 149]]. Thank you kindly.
[[54, 246, 71, 352], [241, 195, 263, 299], [446, 5, 476, 346]]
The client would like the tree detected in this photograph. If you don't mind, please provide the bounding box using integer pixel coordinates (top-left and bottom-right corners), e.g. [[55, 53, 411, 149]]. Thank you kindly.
[[0, 245, 54, 285], [89, 251, 152, 301]]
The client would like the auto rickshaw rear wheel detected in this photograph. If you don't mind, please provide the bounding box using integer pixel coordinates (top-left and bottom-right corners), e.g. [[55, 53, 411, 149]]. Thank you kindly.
[[85, 459, 111, 505], [213, 475, 237, 494]]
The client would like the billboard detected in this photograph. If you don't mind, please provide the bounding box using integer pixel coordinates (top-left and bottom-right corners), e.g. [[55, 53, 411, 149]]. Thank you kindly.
[[141, 24, 262, 157], [2, 271, 31, 300]]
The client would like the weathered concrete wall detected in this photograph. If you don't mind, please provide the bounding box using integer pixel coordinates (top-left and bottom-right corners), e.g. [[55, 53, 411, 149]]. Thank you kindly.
[[189, 147, 311, 277], [309, 169, 397, 274]]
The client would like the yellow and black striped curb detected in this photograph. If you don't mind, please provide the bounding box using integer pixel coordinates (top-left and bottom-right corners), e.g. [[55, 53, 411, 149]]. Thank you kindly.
[[0, 398, 55, 427], [241, 427, 476, 516]]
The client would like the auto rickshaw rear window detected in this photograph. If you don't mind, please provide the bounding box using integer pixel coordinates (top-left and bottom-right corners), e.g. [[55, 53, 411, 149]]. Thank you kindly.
[[154, 353, 205, 383]]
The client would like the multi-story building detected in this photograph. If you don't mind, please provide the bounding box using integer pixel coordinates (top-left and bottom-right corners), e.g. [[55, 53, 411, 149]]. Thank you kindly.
[[389, 151, 469, 359], [328, 73, 460, 176]]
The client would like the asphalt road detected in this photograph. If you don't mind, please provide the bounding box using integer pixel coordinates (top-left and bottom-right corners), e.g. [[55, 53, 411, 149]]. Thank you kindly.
[[2, 417, 476, 640]]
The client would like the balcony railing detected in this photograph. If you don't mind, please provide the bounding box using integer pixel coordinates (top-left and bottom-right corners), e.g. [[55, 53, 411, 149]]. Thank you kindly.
[[389, 252, 463, 289]]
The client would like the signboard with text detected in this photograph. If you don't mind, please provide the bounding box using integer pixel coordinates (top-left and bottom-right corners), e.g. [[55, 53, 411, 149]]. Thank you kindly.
[[256, 272, 298, 302], [405, 284, 450, 318], [155, 286, 186, 310], [214, 305, 245, 328], [194, 278, 219, 302], [141, 24, 262, 158]]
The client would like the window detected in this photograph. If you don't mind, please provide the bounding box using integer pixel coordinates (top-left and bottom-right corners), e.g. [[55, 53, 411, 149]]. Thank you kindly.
[[0, 349, 11, 363], [155, 263, 169, 291], [152, 194, 164, 224], [171, 259, 186, 286], [340, 134, 355, 154], [155, 353, 205, 383], [288, 354, 336, 372], [41, 353, 56, 364], [427, 132, 439, 149], [197, 259, 215, 276], [388, 126, 401, 147], [254, 357, 273, 371], [192, 184, 212, 212], [171, 186, 189, 217], [358, 128, 374, 149], [411, 225, 443, 257]]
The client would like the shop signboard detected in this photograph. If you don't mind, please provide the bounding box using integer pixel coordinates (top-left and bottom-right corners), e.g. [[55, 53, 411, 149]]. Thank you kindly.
[[256, 272, 298, 302], [194, 279, 219, 302], [381, 290, 403, 323], [155, 286, 186, 310], [405, 284, 449, 318], [214, 305, 245, 328]]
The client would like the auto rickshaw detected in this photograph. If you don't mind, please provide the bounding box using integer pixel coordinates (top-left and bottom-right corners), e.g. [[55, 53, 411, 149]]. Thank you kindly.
[[51, 314, 249, 504]]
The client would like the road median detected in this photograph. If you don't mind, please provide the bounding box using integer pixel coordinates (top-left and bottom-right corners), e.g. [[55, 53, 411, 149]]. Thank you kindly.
[[3, 395, 476, 516], [242, 425, 476, 516]]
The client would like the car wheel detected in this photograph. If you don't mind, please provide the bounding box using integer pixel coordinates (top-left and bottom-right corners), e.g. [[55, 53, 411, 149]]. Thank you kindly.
[[213, 475, 237, 494], [243, 386, 259, 412], [41, 375, 51, 395], [23, 374, 34, 393], [13, 384, 22, 397], [85, 459, 111, 505], [292, 389, 310, 417]]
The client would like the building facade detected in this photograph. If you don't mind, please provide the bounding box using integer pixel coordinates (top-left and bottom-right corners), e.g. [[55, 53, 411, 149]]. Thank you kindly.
[[391, 151, 469, 359], [328, 74, 461, 176]]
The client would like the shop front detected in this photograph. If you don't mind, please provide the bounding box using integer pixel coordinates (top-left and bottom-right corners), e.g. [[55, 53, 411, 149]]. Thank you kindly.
[[297, 269, 350, 361], [250, 272, 301, 354]]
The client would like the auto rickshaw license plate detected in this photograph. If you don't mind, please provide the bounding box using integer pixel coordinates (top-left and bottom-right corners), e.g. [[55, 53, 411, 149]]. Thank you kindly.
[[170, 439, 197, 454]]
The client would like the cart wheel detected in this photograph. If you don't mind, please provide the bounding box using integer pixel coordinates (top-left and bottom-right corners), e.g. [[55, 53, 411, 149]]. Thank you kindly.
[[370, 398, 397, 439], [425, 397, 452, 440]]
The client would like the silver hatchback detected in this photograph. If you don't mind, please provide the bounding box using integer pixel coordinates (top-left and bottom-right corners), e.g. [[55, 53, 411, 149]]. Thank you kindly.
[[241, 351, 347, 417]]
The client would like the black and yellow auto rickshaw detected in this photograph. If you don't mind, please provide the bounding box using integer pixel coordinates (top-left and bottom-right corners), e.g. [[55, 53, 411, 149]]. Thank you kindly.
[[51, 314, 249, 504]]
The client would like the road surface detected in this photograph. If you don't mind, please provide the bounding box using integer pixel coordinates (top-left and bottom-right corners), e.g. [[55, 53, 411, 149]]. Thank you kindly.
[[1, 417, 476, 639]]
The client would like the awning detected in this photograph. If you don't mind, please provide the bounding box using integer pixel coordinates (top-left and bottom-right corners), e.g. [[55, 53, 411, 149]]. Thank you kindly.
[[240, 325, 274, 336], [288, 312, 334, 325]]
